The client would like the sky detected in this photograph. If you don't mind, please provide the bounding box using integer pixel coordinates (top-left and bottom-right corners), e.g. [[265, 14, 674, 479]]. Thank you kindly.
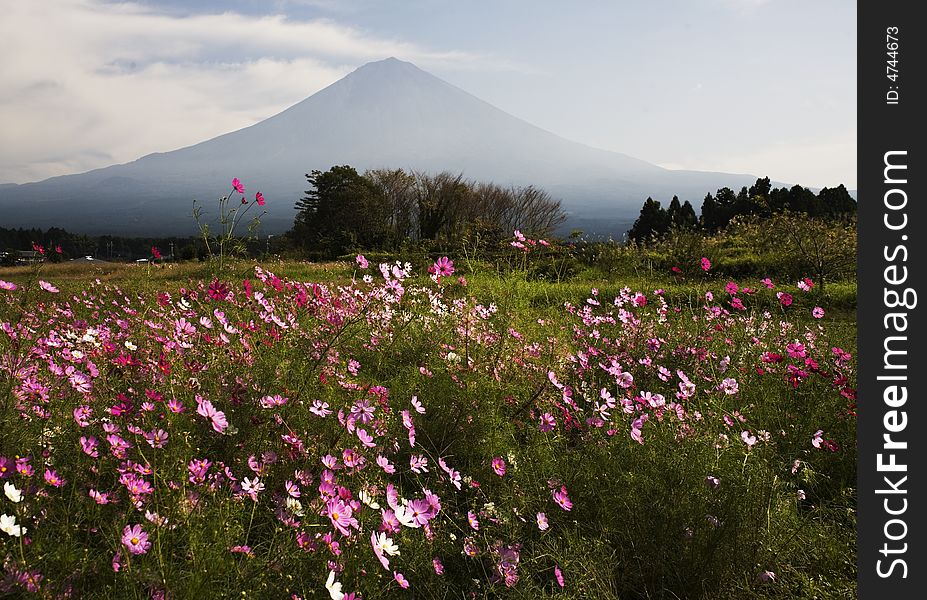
[[0, 0, 856, 189]]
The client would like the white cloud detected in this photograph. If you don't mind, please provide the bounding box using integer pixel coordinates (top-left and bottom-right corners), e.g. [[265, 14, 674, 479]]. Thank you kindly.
[[0, 0, 483, 183]]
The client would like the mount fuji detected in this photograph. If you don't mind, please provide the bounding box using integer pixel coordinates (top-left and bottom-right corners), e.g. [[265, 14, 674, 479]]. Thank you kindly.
[[0, 57, 762, 237]]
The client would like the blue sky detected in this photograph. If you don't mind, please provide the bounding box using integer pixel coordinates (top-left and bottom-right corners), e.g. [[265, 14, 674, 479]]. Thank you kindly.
[[0, 0, 856, 188]]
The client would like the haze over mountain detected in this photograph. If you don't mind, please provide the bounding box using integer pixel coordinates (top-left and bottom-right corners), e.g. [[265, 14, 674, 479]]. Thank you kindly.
[[0, 57, 767, 237]]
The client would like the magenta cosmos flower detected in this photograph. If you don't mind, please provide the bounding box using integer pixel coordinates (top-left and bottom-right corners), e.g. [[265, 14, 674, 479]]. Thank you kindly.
[[231, 177, 245, 194], [255, 192, 265, 206], [491, 457, 506, 476], [121, 524, 151, 555], [539, 413, 556, 432], [700, 257, 711, 271], [553, 486, 572, 511], [428, 256, 455, 278]]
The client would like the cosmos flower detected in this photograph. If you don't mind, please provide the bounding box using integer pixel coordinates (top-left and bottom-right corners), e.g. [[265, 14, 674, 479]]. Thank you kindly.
[[539, 413, 556, 432], [121, 524, 151, 555], [393, 571, 410, 589], [1, 514, 25, 537], [491, 457, 506, 476], [39, 280, 59, 293], [325, 570, 344, 600], [553, 486, 573, 511], [537, 512, 549, 530], [4, 482, 22, 503], [371, 531, 400, 570]]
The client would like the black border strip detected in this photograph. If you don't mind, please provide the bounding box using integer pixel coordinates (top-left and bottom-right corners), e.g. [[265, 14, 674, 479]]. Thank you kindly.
[[858, 2, 924, 597]]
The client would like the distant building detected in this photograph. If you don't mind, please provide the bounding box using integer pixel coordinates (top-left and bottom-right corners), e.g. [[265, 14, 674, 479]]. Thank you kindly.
[[17, 250, 44, 265]]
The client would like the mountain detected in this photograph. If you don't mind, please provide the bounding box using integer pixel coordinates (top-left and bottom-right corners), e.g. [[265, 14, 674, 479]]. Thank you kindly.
[[0, 57, 764, 237]]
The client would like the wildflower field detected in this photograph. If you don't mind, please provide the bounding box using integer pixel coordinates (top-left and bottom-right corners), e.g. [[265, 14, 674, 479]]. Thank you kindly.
[[0, 250, 856, 599]]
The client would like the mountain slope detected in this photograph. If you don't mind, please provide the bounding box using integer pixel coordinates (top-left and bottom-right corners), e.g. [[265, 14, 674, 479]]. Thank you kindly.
[[0, 58, 761, 236]]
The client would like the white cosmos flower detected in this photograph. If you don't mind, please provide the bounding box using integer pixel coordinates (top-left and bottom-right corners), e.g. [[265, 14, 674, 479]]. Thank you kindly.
[[359, 490, 380, 510], [393, 505, 419, 528], [325, 570, 344, 600], [0, 514, 25, 537], [374, 532, 400, 557], [4, 482, 22, 503], [285, 497, 305, 517]]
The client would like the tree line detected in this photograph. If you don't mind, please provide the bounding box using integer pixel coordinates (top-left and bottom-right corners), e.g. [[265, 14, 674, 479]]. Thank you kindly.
[[288, 166, 566, 257], [626, 177, 857, 242]]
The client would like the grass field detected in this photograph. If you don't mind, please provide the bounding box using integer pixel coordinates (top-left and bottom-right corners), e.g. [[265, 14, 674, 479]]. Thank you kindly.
[[0, 256, 856, 599]]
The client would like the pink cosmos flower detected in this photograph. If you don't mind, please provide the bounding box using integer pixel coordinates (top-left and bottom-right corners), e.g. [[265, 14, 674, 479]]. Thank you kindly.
[[757, 570, 777, 583], [327, 498, 358, 536], [151, 246, 162, 260], [144, 429, 169, 449], [491, 457, 506, 476], [357, 428, 376, 448], [0, 280, 17, 291], [812, 306, 825, 319], [433, 557, 444, 575], [44, 469, 65, 488], [553, 486, 572, 511], [73, 405, 92, 427], [196, 397, 228, 433], [812, 429, 824, 449], [536, 512, 549, 530], [725, 281, 739, 295], [741, 431, 757, 448], [255, 192, 265, 206], [393, 571, 410, 589], [241, 477, 264, 500], [355, 254, 369, 269], [310, 400, 332, 417], [700, 257, 711, 271], [428, 256, 455, 278], [761, 277, 774, 289], [409, 454, 429, 473], [467, 510, 480, 530], [720, 377, 739, 395], [776, 292, 793, 307], [80, 436, 99, 457], [376, 455, 396, 474], [539, 413, 556, 432], [122, 524, 151, 555], [231, 177, 244, 194], [554, 565, 565, 588], [39, 280, 59, 293]]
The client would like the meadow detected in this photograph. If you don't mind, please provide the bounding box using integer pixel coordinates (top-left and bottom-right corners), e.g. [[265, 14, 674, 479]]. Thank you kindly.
[[0, 241, 857, 599]]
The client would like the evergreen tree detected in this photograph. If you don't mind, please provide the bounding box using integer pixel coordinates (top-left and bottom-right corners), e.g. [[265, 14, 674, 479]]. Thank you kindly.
[[627, 197, 670, 242]]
